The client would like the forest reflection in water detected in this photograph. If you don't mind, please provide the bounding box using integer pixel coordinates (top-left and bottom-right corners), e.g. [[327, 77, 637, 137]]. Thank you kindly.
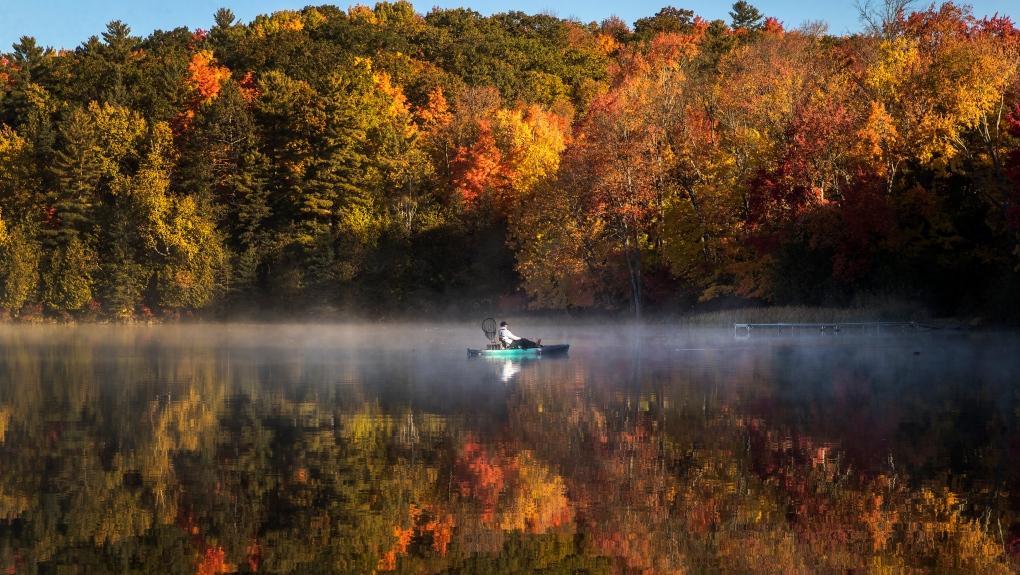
[[0, 324, 1018, 574]]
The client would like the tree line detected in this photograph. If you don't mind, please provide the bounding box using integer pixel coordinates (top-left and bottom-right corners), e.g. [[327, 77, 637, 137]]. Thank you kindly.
[[0, 1, 1018, 320]]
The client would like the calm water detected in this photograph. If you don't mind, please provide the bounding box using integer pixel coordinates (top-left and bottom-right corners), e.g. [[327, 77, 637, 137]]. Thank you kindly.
[[0, 324, 1018, 574]]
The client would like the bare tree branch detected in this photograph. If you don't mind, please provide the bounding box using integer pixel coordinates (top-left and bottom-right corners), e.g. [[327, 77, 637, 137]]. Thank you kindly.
[[855, 0, 914, 38]]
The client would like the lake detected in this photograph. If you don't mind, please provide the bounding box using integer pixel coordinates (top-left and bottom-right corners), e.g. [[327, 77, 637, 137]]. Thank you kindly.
[[0, 324, 1018, 573]]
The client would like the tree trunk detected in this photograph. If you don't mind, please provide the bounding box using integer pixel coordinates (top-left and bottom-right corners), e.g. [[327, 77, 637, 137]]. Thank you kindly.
[[624, 228, 642, 319]]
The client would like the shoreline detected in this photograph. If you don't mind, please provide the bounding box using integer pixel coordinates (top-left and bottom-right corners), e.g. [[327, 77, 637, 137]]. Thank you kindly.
[[0, 305, 989, 329]]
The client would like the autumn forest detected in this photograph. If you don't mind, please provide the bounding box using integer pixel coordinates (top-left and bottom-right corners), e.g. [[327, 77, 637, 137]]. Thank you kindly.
[[1, 1, 1019, 320]]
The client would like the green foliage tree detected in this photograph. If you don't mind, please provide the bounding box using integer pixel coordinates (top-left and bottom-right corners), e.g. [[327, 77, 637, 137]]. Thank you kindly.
[[42, 235, 97, 312], [634, 7, 697, 39], [729, 1, 765, 31], [0, 224, 42, 316]]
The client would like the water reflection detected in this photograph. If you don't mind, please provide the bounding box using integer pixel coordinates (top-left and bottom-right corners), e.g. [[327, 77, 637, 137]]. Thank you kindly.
[[469, 356, 556, 384], [0, 325, 1018, 573], [499, 360, 520, 384]]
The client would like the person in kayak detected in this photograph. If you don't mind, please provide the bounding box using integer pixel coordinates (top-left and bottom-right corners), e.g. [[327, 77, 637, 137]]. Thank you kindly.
[[498, 321, 541, 349]]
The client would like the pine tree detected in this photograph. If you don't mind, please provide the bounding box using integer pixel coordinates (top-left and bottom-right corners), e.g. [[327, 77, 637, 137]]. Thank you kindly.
[[49, 107, 103, 246], [729, 1, 765, 31], [97, 203, 148, 319]]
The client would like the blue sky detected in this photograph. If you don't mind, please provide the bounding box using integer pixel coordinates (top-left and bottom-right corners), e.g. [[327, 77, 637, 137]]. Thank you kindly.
[[1, 0, 1017, 51]]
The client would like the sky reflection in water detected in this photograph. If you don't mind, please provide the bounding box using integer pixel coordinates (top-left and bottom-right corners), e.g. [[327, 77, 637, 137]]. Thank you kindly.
[[0, 324, 1018, 574]]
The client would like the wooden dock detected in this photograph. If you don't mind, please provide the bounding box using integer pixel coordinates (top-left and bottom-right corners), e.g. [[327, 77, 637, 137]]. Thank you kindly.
[[733, 322, 920, 337]]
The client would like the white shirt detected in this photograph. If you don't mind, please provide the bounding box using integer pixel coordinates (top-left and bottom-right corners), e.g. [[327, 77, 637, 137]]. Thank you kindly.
[[498, 326, 520, 346]]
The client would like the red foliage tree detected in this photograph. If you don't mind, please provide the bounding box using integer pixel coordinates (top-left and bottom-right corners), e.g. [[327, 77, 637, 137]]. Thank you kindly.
[[763, 17, 784, 36], [450, 121, 504, 206]]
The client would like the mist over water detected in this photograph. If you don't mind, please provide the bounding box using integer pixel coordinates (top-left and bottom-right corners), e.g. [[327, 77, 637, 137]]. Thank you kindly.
[[0, 323, 1018, 573]]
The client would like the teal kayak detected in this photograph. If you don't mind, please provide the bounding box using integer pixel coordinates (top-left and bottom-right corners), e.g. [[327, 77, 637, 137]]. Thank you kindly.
[[467, 344, 569, 357]]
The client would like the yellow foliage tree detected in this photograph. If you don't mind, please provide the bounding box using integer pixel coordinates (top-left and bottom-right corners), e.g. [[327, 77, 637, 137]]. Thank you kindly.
[[493, 105, 568, 197], [860, 13, 1018, 190], [129, 122, 228, 309]]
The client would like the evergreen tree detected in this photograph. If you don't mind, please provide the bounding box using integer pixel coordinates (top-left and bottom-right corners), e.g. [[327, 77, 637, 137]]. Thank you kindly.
[[97, 203, 148, 319], [301, 63, 382, 289], [49, 107, 103, 246], [10, 36, 48, 83], [729, 1, 765, 31]]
